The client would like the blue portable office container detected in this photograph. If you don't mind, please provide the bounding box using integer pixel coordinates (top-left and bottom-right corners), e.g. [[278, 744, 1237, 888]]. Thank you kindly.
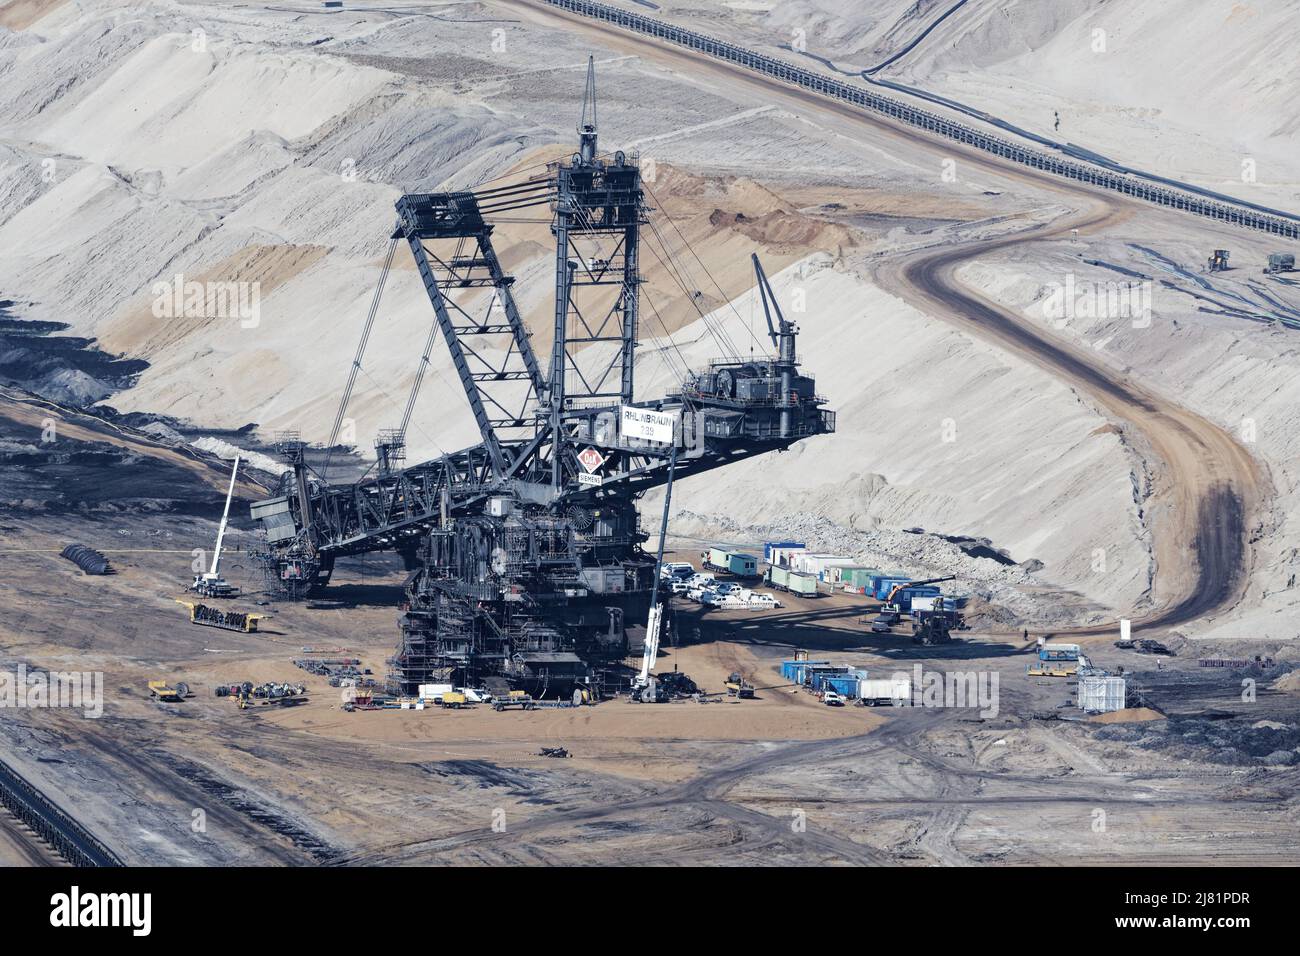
[[821, 675, 860, 698], [808, 666, 848, 689], [895, 586, 940, 611], [783, 660, 829, 684], [873, 576, 911, 600]]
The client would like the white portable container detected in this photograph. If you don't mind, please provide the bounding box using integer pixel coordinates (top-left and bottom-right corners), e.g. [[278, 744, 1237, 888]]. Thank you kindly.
[[858, 678, 911, 706], [1078, 676, 1126, 713]]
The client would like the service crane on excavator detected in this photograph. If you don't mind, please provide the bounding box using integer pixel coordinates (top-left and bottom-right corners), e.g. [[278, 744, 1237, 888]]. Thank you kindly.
[[881, 575, 956, 613]]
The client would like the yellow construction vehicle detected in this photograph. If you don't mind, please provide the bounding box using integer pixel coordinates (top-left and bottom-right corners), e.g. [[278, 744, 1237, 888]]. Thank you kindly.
[[1026, 662, 1078, 677], [148, 680, 189, 702], [440, 691, 468, 709], [725, 672, 755, 699]]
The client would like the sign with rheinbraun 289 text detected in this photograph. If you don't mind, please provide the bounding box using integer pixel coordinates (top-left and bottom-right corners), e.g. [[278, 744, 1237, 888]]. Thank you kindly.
[[620, 405, 677, 443]]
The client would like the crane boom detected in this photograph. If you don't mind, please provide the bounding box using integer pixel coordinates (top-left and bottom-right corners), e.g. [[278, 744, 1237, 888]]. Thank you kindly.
[[208, 456, 240, 579], [884, 574, 955, 604], [636, 441, 678, 689], [752, 253, 785, 349]]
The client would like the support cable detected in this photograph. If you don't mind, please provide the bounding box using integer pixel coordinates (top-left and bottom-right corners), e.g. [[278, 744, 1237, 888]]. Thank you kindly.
[[323, 233, 398, 478]]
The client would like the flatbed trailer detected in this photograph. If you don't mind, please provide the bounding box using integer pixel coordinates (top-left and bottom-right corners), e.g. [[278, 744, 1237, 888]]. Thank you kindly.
[[176, 599, 265, 633], [1026, 662, 1078, 677], [493, 692, 583, 711]]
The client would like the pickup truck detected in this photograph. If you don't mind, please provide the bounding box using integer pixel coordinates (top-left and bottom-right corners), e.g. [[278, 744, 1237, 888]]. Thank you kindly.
[[822, 691, 846, 707]]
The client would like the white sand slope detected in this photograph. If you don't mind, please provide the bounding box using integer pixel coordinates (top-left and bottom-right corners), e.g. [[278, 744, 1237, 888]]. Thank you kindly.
[[674, 0, 1300, 210], [5, 0, 1294, 627], [638, 257, 1150, 616]]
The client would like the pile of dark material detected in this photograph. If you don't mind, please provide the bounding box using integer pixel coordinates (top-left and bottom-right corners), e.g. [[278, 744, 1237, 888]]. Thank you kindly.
[[1094, 714, 1300, 767], [0, 312, 144, 406], [59, 544, 112, 575], [293, 657, 373, 687], [214, 681, 307, 700]]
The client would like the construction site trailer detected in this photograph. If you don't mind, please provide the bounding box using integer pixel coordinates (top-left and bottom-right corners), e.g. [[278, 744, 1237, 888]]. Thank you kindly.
[[780, 659, 829, 682], [703, 547, 759, 577], [767, 544, 807, 567], [759, 564, 811, 595], [791, 661, 839, 686], [788, 571, 817, 596], [828, 564, 869, 585], [815, 557, 859, 581], [768, 565, 818, 596], [763, 541, 805, 562], [818, 674, 861, 698], [872, 576, 912, 600], [805, 664, 848, 688], [790, 553, 847, 577], [839, 567, 880, 593]]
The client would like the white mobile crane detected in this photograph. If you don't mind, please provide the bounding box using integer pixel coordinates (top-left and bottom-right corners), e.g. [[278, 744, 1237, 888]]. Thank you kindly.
[[633, 256, 793, 701], [190, 456, 242, 598], [632, 444, 678, 703]]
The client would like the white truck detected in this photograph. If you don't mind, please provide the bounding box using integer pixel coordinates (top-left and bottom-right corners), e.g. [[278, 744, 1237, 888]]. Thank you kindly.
[[858, 678, 912, 707]]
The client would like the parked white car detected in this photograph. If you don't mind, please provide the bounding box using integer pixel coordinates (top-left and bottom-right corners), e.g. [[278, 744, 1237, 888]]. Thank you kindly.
[[661, 562, 695, 580]]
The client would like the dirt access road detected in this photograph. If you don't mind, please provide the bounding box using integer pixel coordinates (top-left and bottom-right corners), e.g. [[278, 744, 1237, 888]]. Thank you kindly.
[[890, 204, 1263, 635], [504, 0, 1266, 634]]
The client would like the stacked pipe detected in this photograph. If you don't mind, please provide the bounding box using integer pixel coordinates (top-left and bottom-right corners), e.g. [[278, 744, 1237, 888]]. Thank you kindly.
[[59, 544, 112, 575]]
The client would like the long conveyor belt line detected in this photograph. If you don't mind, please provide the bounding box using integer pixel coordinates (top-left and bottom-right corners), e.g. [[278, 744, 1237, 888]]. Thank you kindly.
[[0, 756, 123, 867], [539, 0, 1300, 239]]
